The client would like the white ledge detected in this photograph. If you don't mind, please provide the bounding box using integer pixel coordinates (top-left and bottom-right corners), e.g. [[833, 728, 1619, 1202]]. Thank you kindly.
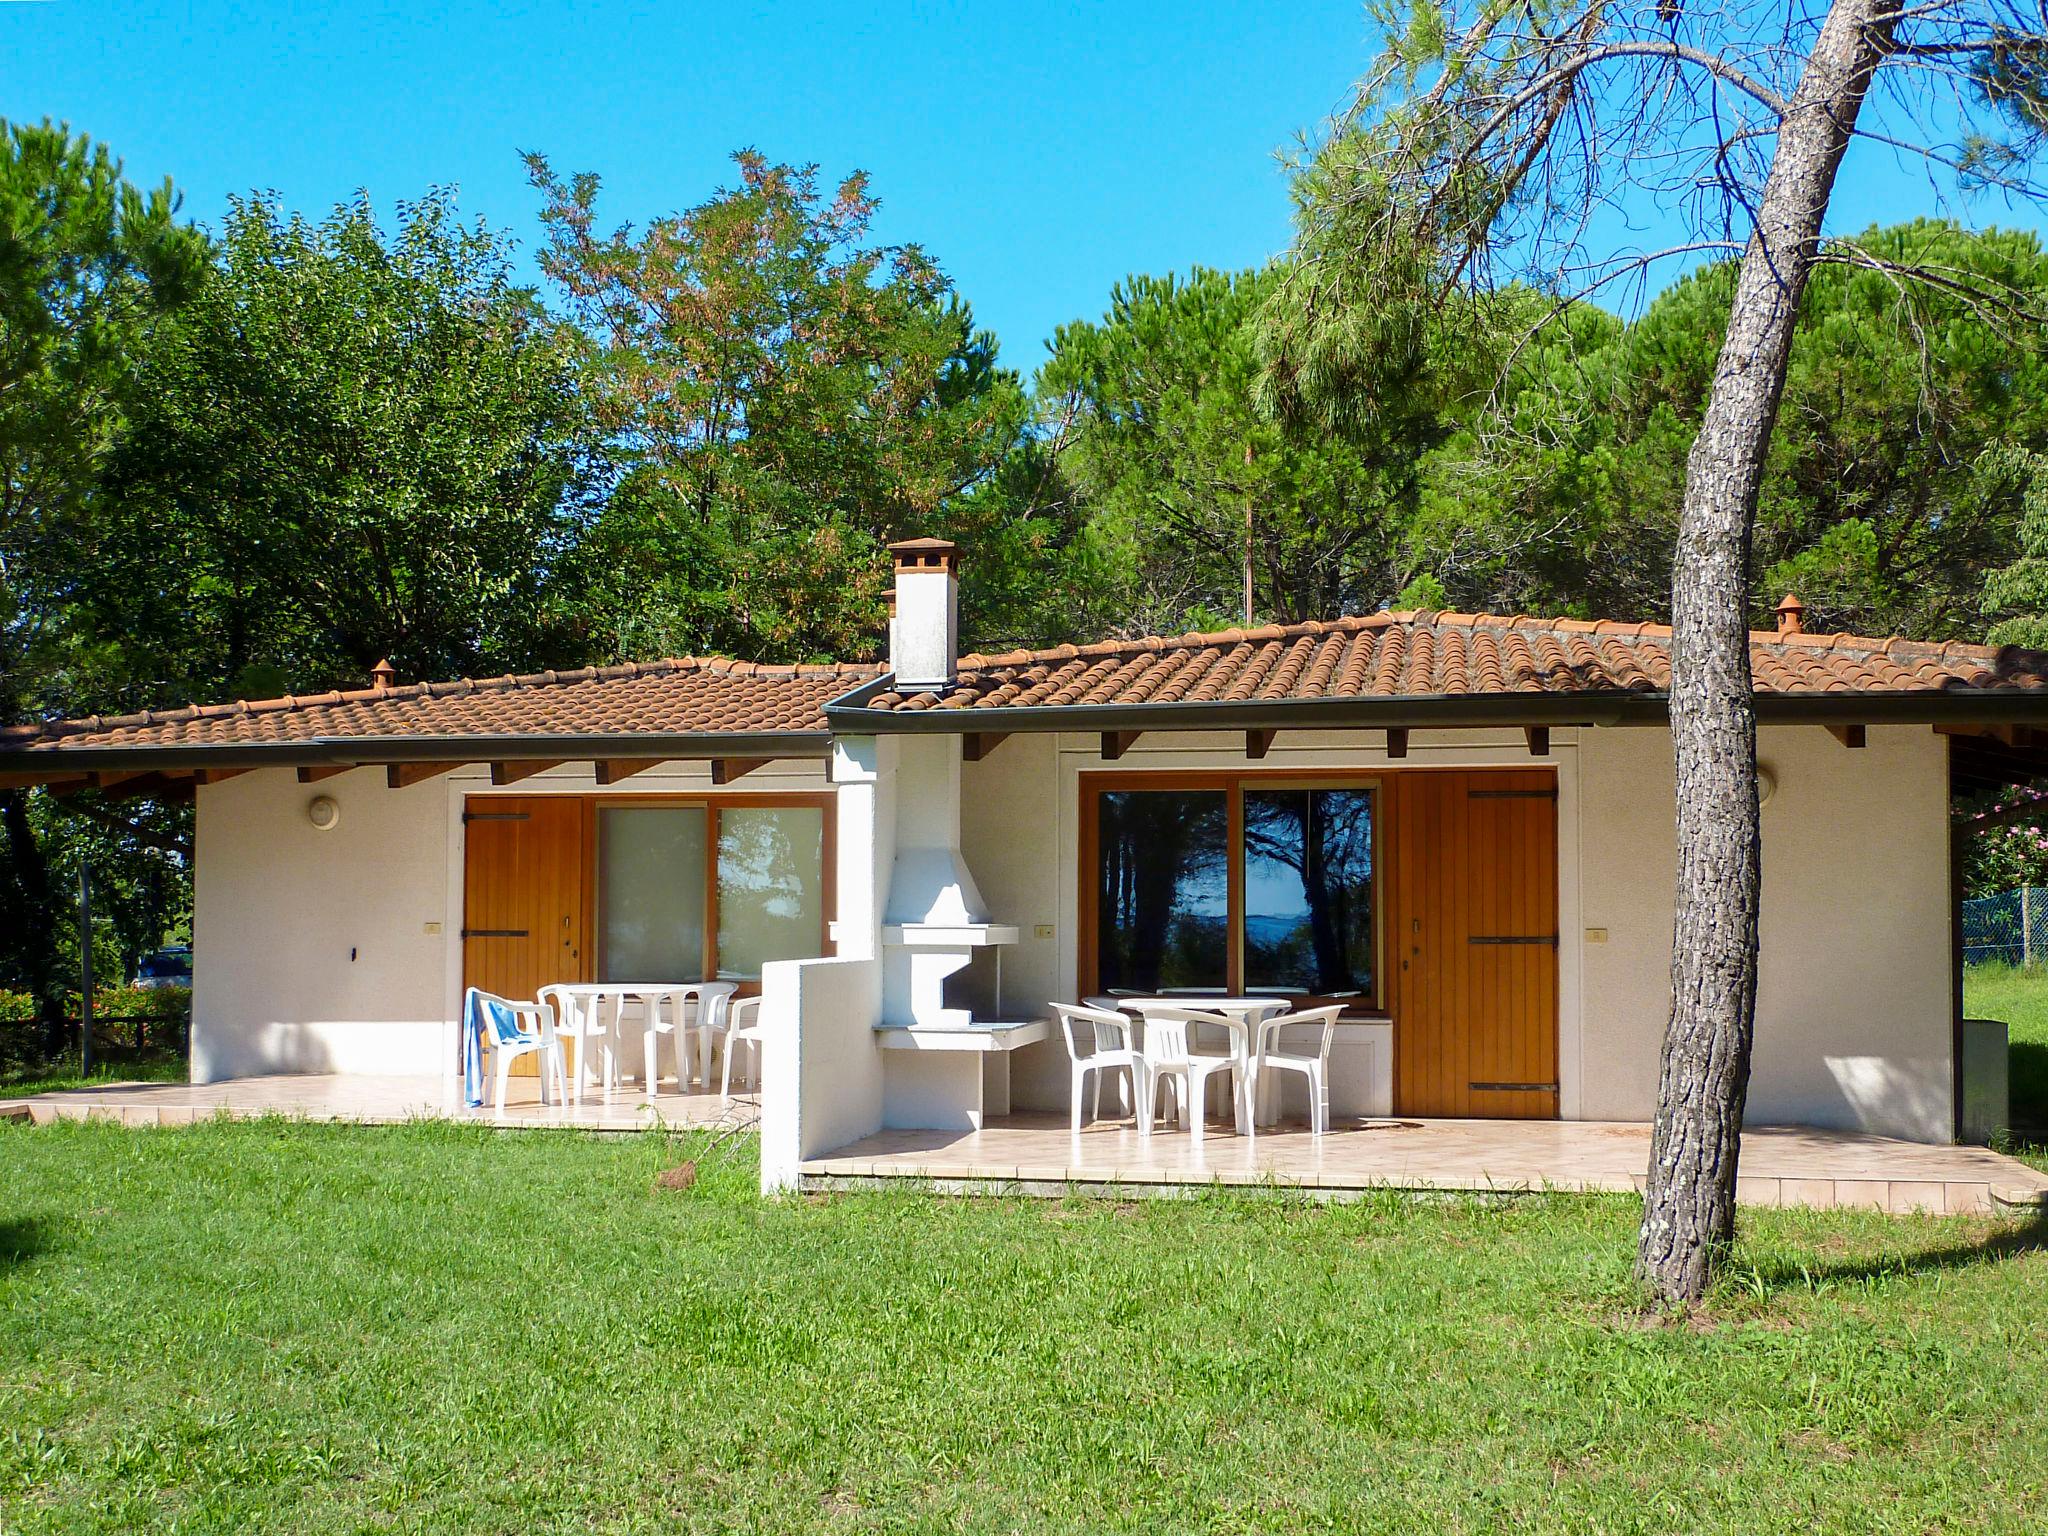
[[873, 1020, 1048, 1052], [880, 923, 1020, 948]]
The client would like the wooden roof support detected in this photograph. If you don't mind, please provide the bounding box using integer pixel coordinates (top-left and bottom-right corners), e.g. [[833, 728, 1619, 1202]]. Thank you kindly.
[[193, 768, 251, 785], [385, 762, 461, 789], [91, 769, 155, 789], [963, 732, 1009, 763], [92, 772, 197, 803], [1524, 726, 1550, 757], [1827, 723, 1866, 749], [297, 765, 354, 783], [1100, 730, 1140, 762], [13, 774, 93, 795], [1245, 728, 1275, 761], [490, 760, 562, 786], [595, 758, 662, 786], [1385, 727, 1409, 760], [711, 757, 769, 786]]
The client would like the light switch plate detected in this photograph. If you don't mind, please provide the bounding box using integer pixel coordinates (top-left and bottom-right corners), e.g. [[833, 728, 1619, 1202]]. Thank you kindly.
[[1584, 927, 1608, 943], [1034, 924, 1054, 939], [423, 921, 443, 935]]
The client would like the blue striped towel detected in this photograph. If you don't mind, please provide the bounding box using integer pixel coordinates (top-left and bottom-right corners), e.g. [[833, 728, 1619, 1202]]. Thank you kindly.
[[462, 987, 529, 1108]]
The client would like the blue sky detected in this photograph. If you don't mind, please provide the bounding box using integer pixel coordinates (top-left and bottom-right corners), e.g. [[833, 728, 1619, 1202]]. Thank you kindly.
[[7, 2, 2044, 376]]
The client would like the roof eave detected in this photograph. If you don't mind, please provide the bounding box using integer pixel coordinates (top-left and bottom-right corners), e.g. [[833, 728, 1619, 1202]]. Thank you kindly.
[[0, 730, 834, 776], [824, 687, 2048, 735]]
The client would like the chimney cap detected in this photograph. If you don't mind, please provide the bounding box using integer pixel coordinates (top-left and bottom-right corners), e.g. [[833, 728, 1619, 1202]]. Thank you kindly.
[[369, 658, 398, 690], [888, 536, 958, 574], [1774, 593, 1806, 635]]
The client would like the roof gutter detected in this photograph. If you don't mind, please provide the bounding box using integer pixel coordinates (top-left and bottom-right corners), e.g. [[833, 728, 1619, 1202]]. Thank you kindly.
[[0, 730, 834, 776], [823, 681, 2048, 736]]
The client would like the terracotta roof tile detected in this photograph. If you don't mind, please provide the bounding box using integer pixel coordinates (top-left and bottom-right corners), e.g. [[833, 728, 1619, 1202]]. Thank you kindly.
[[855, 611, 2048, 715], [3, 657, 884, 753]]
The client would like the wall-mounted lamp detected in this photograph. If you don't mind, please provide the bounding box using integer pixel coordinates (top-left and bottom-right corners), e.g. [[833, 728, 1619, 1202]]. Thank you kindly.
[[307, 794, 341, 831], [1757, 765, 1779, 809]]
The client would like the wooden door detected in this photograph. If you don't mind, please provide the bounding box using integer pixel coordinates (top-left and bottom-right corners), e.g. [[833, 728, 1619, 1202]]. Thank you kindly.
[[462, 797, 587, 1071], [1387, 770, 1559, 1118]]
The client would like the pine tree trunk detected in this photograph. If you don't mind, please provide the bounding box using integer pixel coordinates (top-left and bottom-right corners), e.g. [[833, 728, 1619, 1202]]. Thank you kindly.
[[1637, 0, 1897, 1306]]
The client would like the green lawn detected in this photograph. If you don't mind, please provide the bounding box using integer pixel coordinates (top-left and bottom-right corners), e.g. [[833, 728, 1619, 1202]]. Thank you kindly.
[[0, 1052, 187, 1099], [1963, 961, 2048, 1136], [5, 1120, 2047, 1534]]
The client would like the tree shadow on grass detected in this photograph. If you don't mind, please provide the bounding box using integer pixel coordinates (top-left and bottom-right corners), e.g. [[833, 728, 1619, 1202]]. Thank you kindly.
[[1744, 1207, 2048, 1295], [0, 1218, 49, 1269]]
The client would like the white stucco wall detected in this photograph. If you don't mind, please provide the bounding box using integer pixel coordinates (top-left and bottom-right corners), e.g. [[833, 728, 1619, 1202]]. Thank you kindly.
[[192, 767, 450, 1080], [191, 757, 838, 1085], [1577, 722, 1952, 1140], [957, 722, 1954, 1141]]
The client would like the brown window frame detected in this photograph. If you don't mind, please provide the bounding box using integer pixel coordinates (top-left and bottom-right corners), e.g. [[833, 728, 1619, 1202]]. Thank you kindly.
[[580, 790, 836, 993], [1078, 769, 1382, 1014]]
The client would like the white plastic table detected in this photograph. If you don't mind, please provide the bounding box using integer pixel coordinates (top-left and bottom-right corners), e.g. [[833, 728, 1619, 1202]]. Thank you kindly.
[[1103, 996, 1291, 1131], [545, 981, 740, 1097]]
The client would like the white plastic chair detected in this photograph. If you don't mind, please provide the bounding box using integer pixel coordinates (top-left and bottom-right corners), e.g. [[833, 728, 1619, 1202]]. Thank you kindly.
[[1052, 1002, 1141, 1135], [680, 982, 741, 1091], [1251, 1005, 1345, 1135], [470, 988, 566, 1115], [1132, 1003, 1246, 1145], [538, 985, 611, 1106], [720, 995, 768, 1101]]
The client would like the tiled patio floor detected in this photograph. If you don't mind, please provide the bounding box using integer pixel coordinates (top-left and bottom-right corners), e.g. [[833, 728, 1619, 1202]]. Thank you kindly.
[[802, 1113, 2048, 1215], [7, 1073, 754, 1134]]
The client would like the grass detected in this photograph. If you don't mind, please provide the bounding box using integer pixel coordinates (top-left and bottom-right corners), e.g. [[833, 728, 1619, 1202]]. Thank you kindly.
[[1962, 961, 2048, 1140], [0, 1052, 186, 1099], [5, 1120, 2048, 1534]]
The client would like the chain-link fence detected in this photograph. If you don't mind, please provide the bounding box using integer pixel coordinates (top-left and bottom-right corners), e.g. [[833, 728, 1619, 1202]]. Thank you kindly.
[[1963, 886, 2048, 967]]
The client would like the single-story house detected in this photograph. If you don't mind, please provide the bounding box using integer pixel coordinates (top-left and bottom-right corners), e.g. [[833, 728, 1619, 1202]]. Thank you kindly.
[[7, 538, 2048, 1190]]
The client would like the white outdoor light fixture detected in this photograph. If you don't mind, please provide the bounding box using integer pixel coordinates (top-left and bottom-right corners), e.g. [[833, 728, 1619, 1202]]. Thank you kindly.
[[1757, 764, 1779, 808], [306, 794, 341, 831]]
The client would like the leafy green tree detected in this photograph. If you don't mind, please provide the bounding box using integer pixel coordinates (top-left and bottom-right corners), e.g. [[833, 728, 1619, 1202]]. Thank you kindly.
[[1980, 444, 2048, 645], [1406, 221, 2048, 636], [0, 120, 207, 1033], [97, 189, 603, 699], [527, 150, 1032, 661], [1039, 265, 1458, 636]]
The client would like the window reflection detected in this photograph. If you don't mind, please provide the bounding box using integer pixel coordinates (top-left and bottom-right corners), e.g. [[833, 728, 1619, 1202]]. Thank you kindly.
[[1096, 790, 1228, 992], [1243, 788, 1374, 996], [716, 806, 825, 980]]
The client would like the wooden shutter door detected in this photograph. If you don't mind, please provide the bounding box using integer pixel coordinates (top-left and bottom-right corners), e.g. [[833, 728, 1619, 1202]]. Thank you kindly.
[[462, 796, 586, 1071], [1388, 769, 1559, 1118]]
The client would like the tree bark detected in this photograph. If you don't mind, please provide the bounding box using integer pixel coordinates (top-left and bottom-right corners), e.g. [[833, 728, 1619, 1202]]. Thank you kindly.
[[1638, 0, 1897, 1306]]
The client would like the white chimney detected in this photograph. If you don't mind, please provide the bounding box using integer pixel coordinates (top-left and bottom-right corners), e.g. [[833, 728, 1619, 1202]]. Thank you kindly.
[[887, 537, 959, 691]]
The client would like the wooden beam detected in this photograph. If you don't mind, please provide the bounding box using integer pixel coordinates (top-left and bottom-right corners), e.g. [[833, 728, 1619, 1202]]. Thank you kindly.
[[297, 765, 354, 783], [1524, 726, 1550, 757], [1932, 721, 2046, 748], [595, 758, 662, 786], [385, 762, 461, 789], [1100, 731, 1140, 762], [1386, 727, 1409, 760], [91, 769, 156, 789], [711, 757, 770, 786], [1827, 723, 1866, 749], [963, 732, 1010, 763], [490, 760, 562, 786], [3, 773, 92, 793], [0, 770, 91, 791], [194, 768, 252, 785], [94, 772, 196, 803], [1245, 728, 1275, 761]]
